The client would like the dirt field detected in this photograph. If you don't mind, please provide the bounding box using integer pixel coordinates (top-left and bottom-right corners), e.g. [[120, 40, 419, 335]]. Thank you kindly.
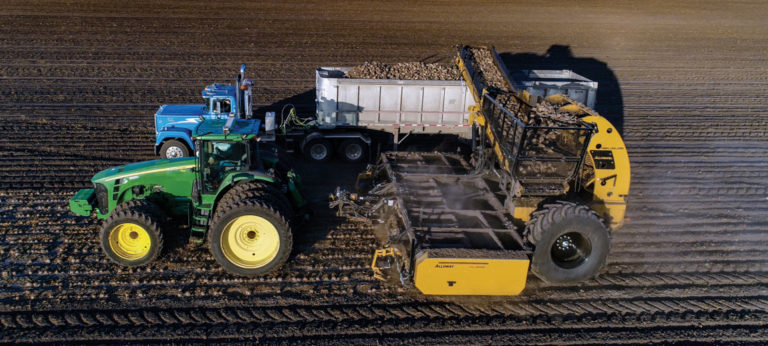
[[2, 0, 768, 343]]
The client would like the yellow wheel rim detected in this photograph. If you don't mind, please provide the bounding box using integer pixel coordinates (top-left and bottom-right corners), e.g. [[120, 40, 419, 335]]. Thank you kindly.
[[109, 223, 152, 261], [221, 215, 280, 269]]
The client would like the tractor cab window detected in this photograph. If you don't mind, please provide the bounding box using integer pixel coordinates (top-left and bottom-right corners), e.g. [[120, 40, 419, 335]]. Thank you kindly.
[[212, 98, 232, 115], [200, 140, 249, 193]]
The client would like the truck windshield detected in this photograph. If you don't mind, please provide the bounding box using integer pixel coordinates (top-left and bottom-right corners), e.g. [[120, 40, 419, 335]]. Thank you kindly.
[[200, 140, 249, 193], [211, 98, 232, 115], [221, 99, 231, 113]]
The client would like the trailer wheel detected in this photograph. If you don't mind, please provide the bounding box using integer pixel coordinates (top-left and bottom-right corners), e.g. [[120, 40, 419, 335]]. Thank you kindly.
[[524, 201, 609, 284], [160, 139, 190, 159], [303, 139, 333, 162], [338, 139, 367, 163], [100, 200, 165, 266], [208, 197, 292, 277]]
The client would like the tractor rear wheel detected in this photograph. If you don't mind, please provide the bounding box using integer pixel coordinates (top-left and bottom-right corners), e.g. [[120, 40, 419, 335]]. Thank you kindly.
[[524, 201, 609, 284], [100, 199, 165, 266], [208, 197, 292, 277], [216, 181, 294, 225]]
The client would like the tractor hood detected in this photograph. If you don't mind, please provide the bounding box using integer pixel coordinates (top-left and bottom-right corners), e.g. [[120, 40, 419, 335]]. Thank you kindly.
[[156, 104, 206, 117], [92, 157, 196, 184]]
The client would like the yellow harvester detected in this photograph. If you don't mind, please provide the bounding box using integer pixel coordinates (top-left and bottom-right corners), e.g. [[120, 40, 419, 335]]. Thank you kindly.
[[331, 46, 630, 295]]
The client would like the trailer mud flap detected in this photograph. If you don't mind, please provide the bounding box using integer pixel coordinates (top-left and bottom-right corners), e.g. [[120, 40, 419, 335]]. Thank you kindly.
[[413, 249, 529, 296]]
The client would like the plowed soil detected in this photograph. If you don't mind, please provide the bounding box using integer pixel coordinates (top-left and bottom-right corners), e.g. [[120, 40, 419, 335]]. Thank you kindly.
[[2, 0, 768, 344]]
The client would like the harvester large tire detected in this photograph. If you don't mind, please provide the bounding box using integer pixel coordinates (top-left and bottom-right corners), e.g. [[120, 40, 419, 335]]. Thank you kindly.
[[208, 197, 292, 277], [100, 199, 165, 266], [524, 201, 609, 284]]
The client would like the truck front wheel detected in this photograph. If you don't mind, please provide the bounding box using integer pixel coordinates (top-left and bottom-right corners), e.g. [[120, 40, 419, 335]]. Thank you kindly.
[[160, 139, 190, 159]]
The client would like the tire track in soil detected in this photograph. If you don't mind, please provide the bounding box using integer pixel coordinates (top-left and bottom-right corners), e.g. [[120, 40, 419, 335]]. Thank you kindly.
[[2, 298, 768, 343]]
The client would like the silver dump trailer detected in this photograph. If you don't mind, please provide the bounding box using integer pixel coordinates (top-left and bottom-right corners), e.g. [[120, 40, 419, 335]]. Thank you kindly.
[[315, 66, 598, 139], [315, 67, 475, 137], [293, 62, 599, 163]]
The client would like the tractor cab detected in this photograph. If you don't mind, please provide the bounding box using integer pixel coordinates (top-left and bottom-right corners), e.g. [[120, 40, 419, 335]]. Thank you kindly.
[[192, 117, 260, 196]]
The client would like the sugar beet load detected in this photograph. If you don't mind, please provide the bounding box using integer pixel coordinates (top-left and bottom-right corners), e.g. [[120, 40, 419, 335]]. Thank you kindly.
[[70, 117, 306, 276]]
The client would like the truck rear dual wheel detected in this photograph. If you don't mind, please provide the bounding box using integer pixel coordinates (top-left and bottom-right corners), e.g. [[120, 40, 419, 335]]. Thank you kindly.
[[100, 200, 165, 266], [303, 138, 368, 163], [337, 139, 367, 163], [208, 197, 292, 277], [304, 139, 333, 162], [524, 201, 609, 284]]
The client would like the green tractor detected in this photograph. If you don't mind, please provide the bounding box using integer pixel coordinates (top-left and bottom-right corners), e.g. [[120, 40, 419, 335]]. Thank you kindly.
[[69, 117, 306, 276]]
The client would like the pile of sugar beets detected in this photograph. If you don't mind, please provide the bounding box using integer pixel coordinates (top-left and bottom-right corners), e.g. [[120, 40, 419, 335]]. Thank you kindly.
[[346, 48, 587, 177]]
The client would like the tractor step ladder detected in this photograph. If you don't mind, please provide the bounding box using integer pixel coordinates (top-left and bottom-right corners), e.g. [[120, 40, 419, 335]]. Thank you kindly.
[[190, 205, 211, 242]]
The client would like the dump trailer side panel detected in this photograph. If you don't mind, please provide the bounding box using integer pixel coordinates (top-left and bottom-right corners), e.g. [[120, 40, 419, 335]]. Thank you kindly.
[[316, 64, 599, 139], [316, 67, 475, 136]]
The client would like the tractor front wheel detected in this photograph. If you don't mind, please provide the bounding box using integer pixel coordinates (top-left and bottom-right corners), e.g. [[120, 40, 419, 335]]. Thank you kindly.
[[524, 201, 609, 284], [100, 200, 165, 266], [208, 197, 292, 276]]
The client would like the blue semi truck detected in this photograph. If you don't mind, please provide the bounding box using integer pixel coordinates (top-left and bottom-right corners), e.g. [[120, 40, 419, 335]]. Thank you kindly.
[[154, 65, 253, 159], [154, 64, 373, 163]]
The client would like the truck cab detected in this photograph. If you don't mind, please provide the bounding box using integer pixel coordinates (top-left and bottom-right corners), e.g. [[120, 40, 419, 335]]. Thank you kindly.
[[155, 65, 253, 159]]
